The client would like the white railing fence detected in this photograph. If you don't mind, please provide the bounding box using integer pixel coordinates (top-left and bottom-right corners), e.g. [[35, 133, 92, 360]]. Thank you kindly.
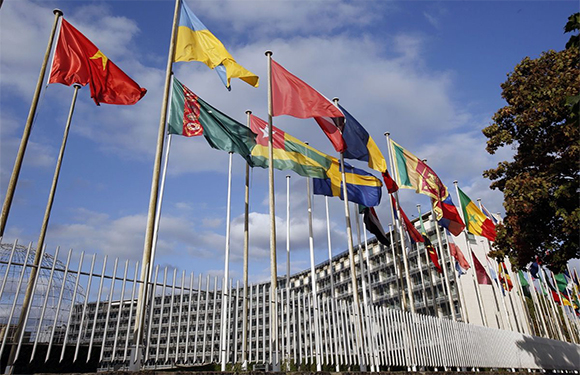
[[0, 241, 579, 372]]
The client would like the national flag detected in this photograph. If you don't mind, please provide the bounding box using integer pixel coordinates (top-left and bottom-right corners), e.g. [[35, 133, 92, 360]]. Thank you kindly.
[[498, 262, 513, 292], [338, 104, 387, 173], [446, 229, 470, 271], [518, 271, 532, 298], [390, 139, 448, 202], [168, 78, 256, 164], [486, 258, 504, 294], [249, 114, 332, 179], [361, 205, 390, 246], [313, 160, 382, 207], [433, 196, 465, 236], [174, 0, 258, 89], [382, 170, 399, 194], [418, 210, 442, 273], [271, 59, 345, 152], [472, 252, 492, 285], [457, 187, 497, 242], [49, 18, 147, 105], [391, 196, 423, 244], [554, 273, 570, 294], [530, 261, 540, 279], [455, 261, 467, 277], [480, 201, 502, 225]]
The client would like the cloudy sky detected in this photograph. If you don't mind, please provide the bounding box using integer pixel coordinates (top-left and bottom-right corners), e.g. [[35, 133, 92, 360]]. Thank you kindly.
[[0, 0, 576, 284]]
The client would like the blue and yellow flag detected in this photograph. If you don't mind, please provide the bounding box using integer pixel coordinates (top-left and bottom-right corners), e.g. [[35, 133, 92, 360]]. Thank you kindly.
[[339, 104, 387, 173], [174, 0, 259, 89], [313, 159, 382, 207]]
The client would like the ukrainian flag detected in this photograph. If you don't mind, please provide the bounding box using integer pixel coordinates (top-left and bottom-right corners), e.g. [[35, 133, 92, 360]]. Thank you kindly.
[[174, 0, 259, 89]]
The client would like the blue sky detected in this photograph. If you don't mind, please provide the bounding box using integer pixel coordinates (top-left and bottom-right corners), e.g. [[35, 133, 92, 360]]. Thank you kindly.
[[1, 0, 577, 283]]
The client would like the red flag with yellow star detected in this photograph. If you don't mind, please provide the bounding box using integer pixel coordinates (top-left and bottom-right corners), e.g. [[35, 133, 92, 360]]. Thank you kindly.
[[49, 18, 146, 105]]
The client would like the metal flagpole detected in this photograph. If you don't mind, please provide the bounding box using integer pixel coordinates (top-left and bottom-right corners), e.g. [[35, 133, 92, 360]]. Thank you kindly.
[[264, 50, 280, 370], [332, 97, 365, 371], [384, 132, 415, 312], [388, 224, 404, 309], [242, 110, 252, 370], [220, 152, 234, 370], [0, 9, 63, 237], [325, 196, 341, 372], [442, 230, 467, 323], [285, 174, 291, 368], [416, 206, 439, 317], [149, 133, 172, 280], [453, 181, 488, 327], [133, 0, 180, 367], [5, 83, 80, 375], [549, 270, 576, 342], [429, 205, 456, 320], [527, 270, 549, 338], [354, 203, 370, 308], [305, 176, 322, 371]]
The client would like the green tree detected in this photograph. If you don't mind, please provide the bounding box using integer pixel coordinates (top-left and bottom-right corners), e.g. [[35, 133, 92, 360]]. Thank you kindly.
[[482, 13, 580, 271]]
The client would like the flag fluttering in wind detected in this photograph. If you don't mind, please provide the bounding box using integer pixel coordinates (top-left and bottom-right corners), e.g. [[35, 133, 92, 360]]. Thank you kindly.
[[472, 251, 492, 285], [338, 104, 399, 194], [433, 196, 465, 236], [391, 196, 423, 244], [168, 78, 256, 164], [174, 0, 259, 89], [457, 187, 497, 242], [49, 19, 147, 105], [418, 211, 442, 273], [338, 104, 387, 172], [498, 262, 514, 292], [271, 59, 345, 152], [389, 139, 464, 235], [446, 229, 470, 271], [361, 205, 390, 246], [313, 160, 382, 207], [249, 114, 332, 179], [480, 201, 502, 225], [390, 139, 447, 201]]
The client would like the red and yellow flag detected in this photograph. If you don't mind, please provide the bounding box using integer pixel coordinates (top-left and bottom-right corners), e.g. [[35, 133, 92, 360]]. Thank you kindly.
[[49, 19, 146, 105]]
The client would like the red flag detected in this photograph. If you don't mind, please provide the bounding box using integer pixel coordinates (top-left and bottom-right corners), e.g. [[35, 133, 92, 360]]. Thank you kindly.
[[472, 251, 492, 285], [448, 234, 470, 270], [423, 235, 442, 273], [391, 196, 423, 244], [271, 59, 345, 152], [49, 19, 147, 105], [382, 170, 399, 193]]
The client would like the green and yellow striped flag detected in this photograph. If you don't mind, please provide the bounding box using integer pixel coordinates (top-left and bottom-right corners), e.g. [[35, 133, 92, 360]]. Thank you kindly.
[[249, 114, 332, 178]]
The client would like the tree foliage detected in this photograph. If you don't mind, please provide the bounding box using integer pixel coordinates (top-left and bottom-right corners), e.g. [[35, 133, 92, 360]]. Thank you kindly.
[[483, 15, 580, 271]]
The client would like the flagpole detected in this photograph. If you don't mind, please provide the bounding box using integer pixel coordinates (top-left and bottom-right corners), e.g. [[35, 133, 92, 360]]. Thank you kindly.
[[429, 205, 456, 320], [443, 230, 468, 322], [488, 256, 512, 330], [265, 50, 280, 370], [388, 224, 405, 309], [549, 271, 576, 343], [220, 152, 234, 370], [241, 111, 251, 370], [527, 270, 549, 337], [4, 83, 79, 375], [384, 132, 415, 313], [417, 205, 440, 317], [133, 0, 180, 367], [332, 97, 365, 371], [305, 176, 322, 371], [354, 203, 370, 308], [0, 9, 63, 237], [285, 174, 291, 368], [453, 181, 488, 327], [537, 267, 564, 340], [325, 196, 340, 372], [149, 133, 172, 280]]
